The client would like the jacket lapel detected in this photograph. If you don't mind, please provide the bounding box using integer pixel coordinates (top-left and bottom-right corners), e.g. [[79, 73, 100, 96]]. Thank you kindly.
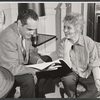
[[24, 39, 30, 64], [10, 23, 30, 64], [17, 37, 24, 64]]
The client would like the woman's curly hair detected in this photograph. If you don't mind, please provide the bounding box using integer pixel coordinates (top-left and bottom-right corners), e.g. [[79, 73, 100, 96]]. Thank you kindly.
[[63, 12, 85, 30]]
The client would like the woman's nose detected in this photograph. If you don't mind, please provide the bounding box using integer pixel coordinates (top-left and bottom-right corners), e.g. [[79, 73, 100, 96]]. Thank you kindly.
[[64, 28, 68, 33]]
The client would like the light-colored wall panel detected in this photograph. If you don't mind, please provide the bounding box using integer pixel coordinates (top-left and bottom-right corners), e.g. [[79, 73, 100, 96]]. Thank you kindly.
[[4, 9, 12, 27], [45, 14, 56, 52], [45, 15, 55, 35], [0, 3, 12, 28], [61, 4, 66, 39], [38, 3, 57, 54], [45, 3, 58, 9], [72, 3, 81, 14], [37, 17, 46, 53], [38, 17, 45, 33], [10, 3, 18, 23], [83, 3, 88, 36], [0, 3, 11, 9]]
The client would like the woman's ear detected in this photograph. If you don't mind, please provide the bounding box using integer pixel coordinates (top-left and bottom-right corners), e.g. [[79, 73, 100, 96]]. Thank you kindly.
[[76, 24, 82, 33], [17, 20, 22, 28]]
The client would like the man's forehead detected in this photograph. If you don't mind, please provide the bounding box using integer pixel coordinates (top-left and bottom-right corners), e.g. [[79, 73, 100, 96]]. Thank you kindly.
[[26, 18, 38, 29], [27, 18, 38, 23]]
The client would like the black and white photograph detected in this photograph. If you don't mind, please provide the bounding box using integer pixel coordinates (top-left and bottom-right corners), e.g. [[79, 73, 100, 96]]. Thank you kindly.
[[0, 2, 100, 99]]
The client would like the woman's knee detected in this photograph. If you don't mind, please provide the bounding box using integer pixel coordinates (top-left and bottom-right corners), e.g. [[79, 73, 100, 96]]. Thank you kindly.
[[87, 85, 98, 93]]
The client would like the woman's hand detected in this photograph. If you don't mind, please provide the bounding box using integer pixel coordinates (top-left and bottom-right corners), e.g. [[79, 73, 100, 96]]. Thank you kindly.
[[95, 79, 100, 92]]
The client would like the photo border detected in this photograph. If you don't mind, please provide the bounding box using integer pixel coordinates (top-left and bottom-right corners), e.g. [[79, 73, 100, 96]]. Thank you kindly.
[[0, 0, 100, 100]]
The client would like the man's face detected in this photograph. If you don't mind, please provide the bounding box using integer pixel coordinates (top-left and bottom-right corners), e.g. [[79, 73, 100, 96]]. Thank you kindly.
[[19, 18, 38, 39], [63, 21, 81, 43]]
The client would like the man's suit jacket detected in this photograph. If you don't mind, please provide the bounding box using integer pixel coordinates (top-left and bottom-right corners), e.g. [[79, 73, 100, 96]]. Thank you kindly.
[[0, 23, 36, 76]]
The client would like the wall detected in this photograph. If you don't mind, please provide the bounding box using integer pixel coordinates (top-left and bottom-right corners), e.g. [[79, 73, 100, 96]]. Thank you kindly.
[[38, 3, 58, 54], [0, 3, 12, 30], [0, 3, 18, 28], [83, 3, 88, 36]]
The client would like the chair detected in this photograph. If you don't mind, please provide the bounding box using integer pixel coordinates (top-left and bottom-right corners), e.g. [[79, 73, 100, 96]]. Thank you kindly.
[[0, 66, 14, 98]]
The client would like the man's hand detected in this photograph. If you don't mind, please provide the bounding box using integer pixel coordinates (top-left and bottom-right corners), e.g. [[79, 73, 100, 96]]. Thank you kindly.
[[34, 75, 38, 84], [37, 58, 44, 64]]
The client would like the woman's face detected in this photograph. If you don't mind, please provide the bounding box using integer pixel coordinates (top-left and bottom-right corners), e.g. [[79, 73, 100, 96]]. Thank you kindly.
[[63, 21, 81, 44]]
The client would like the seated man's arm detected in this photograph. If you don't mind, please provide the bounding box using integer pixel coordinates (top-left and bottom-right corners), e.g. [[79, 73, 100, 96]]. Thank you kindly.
[[0, 31, 36, 76]]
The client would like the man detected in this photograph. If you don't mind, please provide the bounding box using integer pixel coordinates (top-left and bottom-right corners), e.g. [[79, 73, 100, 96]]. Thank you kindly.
[[0, 9, 40, 98], [58, 12, 100, 98]]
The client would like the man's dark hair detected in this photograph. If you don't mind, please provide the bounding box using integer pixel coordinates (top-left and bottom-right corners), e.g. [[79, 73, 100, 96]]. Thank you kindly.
[[17, 9, 39, 26]]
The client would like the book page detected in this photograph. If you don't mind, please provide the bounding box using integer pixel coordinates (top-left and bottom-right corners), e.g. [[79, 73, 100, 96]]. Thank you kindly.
[[26, 59, 62, 70]]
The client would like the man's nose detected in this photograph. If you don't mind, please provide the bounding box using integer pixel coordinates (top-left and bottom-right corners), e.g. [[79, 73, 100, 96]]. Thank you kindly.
[[30, 31, 34, 35]]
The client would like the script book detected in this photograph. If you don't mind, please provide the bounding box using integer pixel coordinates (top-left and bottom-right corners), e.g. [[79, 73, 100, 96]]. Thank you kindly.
[[26, 58, 69, 71]]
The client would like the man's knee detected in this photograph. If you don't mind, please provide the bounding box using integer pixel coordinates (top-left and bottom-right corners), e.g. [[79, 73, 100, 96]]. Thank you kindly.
[[61, 74, 77, 86], [23, 74, 35, 86]]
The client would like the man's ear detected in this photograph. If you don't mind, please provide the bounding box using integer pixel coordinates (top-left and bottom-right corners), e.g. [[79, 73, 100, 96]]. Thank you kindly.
[[17, 20, 22, 28]]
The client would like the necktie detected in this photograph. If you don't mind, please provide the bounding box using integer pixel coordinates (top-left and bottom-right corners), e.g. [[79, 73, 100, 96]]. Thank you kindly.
[[63, 39, 73, 68], [21, 37, 26, 60]]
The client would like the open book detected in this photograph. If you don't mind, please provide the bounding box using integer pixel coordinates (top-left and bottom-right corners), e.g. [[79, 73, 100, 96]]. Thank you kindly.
[[26, 58, 68, 71]]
